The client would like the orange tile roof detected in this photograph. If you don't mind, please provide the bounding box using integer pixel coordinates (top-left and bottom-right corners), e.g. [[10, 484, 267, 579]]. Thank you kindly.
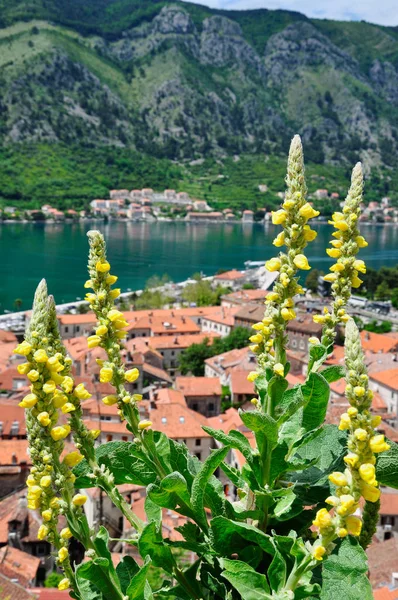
[[175, 377, 222, 397], [58, 313, 96, 325], [0, 545, 40, 586], [0, 331, 18, 344], [0, 367, 28, 392], [230, 370, 255, 396], [154, 388, 187, 406], [0, 400, 27, 437], [368, 537, 398, 588], [207, 408, 242, 433], [214, 270, 246, 281], [83, 420, 132, 435], [0, 439, 30, 465], [31, 590, 70, 600], [205, 346, 257, 374], [371, 369, 398, 391], [361, 330, 398, 354], [0, 573, 35, 600], [221, 289, 268, 304], [202, 306, 241, 327], [149, 403, 210, 439], [128, 332, 220, 352], [373, 587, 398, 600], [379, 491, 398, 516], [142, 363, 172, 383], [129, 316, 200, 335]]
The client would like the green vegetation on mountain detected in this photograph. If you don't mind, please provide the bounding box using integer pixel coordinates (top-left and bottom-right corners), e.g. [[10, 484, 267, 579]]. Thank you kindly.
[[0, 0, 398, 209]]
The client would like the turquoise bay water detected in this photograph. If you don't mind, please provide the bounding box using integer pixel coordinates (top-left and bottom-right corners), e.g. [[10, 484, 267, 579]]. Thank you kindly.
[[1, 221, 397, 313]]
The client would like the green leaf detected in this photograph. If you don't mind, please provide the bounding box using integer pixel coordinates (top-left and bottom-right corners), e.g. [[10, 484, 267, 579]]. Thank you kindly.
[[276, 386, 307, 426], [309, 344, 328, 369], [320, 538, 373, 600], [116, 556, 140, 595], [301, 372, 330, 431], [210, 517, 274, 556], [138, 522, 175, 574], [75, 559, 115, 600], [144, 495, 162, 525], [126, 557, 152, 600], [267, 375, 289, 410], [191, 447, 229, 527], [202, 426, 253, 464], [75, 571, 105, 600], [272, 488, 297, 518], [238, 409, 278, 445], [148, 472, 191, 513], [321, 365, 345, 383], [73, 441, 157, 488], [221, 559, 272, 599], [267, 544, 286, 592], [376, 441, 398, 488]]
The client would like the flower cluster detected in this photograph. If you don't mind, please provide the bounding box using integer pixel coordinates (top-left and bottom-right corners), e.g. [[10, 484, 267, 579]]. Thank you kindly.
[[86, 231, 146, 430], [311, 318, 389, 560], [248, 135, 319, 381], [313, 163, 366, 348]]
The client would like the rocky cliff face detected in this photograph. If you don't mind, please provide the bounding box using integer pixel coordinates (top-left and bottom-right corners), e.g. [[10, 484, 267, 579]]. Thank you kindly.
[[0, 2, 398, 167]]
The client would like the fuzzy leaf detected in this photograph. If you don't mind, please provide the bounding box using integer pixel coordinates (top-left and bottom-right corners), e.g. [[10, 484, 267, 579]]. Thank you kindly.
[[211, 517, 274, 556], [320, 538, 373, 600], [126, 557, 153, 600], [221, 559, 272, 599], [301, 372, 330, 431], [321, 365, 346, 383], [138, 522, 175, 574], [276, 386, 307, 425], [116, 556, 140, 595], [238, 410, 278, 445], [191, 447, 229, 526], [376, 441, 398, 488]]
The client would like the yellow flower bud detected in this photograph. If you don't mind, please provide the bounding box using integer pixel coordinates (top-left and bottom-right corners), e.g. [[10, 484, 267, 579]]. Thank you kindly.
[[33, 349, 48, 363], [370, 415, 382, 428], [43, 380, 56, 395], [107, 309, 123, 321], [323, 273, 337, 283], [96, 260, 110, 273], [114, 318, 128, 330], [37, 525, 49, 540], [87, 335, 101, 349], [106, 274, 118, 285], [281, 307, 296, 321], [84, 279, 92, 288], [138, 420, 152, 431], [102, 395, 118, 406], [354, 428, 368, 441], [266, 292, 280, 303], [313, 508, 332, 529], [337, 528, 348, 538], [61, 377, 74, 393], [50, 497, 60, 509], [351, 275, 363, 288], [110, 288, 121, 299], [271, 209, 287, 225], [58, 547, 69, 563], [90, 429, 101, 440], [96, 325, 108, 336], [344, 453, 359, 468], [329, 472, 348, 487], [353, 386, 365, 397], [337, 494, 356, 516], [369, 434, 390, 454], [247, 371, 259, 382], [125, 368, 139, 383], [313, 545, 326, 561], [325, 496, 339, 506], [313, 315, 326, 324], [326, 248, 341, 258], [14, 341, 32, 356], [74, 383, 92, 400], [303, 225, 317, 241], [308, 337, 320, 345], [53, 392, 68, 408], [353, 259, 366, 274], [272, 232, 285, 247], [72, 494, 87, 506], [40, 476, 52, 488], [42, 509, 52, 522], [338, 413, 351, 431], [347, 407, 358, 417], [100, 367, 114, 383], [356, 236, 368, 248], [64, 451, 84, 467], [85, 293, 96, 304], [51, 425, 71, 441], [329, 218, 349, 231], [273, 363, 284, 377], [265, 258, 281, 272], [330, 262, 345, 273], [345, 515, 362, 536], [37, 412, 51, 427], [293, 254, 310, 270], [58, 578, 70, 591], [19, 393, 38, 409], [331, 239, 343, 248], [61, 402, 76, 414], [359, 463, 376, 484], [299, 203, 319, 220], [60, 527, 73, 539], [17, 362, 31, 375]]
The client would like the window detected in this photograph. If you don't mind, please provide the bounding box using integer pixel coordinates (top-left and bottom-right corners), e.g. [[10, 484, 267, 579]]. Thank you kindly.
[[192, 403, 198, 411], [299, 340, 305, 350], [122, 436, 128, 442], [106, 435, 113, 442], [208, 403, 215, 413], [195, 452, 201, 460], [65, 326, 69, 333], [76, 325, 80, 332], [195, 438, 201, 446], [35, 543, 48, 557], [171, 351, 175, 356], [291, 339, 297, 348]]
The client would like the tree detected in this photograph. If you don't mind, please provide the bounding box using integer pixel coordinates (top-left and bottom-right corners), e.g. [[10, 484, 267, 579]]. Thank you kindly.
[[375, 281, 391, 300], [178, 339, 213, 376], [44, 572, 64, 588], [14, 298, 22, 310], [364, 320, 392, 333], [391, 288, 398, 309], [305, 269, 323, 293]]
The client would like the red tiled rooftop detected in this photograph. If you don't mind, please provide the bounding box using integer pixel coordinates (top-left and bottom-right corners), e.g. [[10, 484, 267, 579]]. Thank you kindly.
[[154, 388, 187, 406], [230, 370, 255, 396], [127, 332, 220, 352], [373, 587, 398, 600], [361, 330, 398, 354], [149, 403, 210, 439], [0, 546, 40, 586], [370, 369, 398, 391], [0, 573, 35, 600], [0, 439, 30, 465], [214, 269, 246, 281], [368, 537, 398, 588], [175, 377, 221, 397]]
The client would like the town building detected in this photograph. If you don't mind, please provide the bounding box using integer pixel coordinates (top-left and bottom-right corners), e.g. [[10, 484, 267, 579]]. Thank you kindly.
[[175, 376, 222, 417], [200, 306, 241, 337], [213, 270, 247, 291]]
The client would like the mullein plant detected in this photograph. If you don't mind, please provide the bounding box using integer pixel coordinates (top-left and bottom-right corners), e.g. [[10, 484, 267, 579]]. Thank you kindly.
[[17, 137, 397, 600]]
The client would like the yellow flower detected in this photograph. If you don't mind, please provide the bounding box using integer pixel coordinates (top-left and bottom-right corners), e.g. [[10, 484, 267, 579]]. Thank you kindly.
[[344, 453, 359, 468], [43, 380, 56, 395], [353, 386, 365, 397], [359, 463, 376, 485], [293, 254, 310, 270], [58, 578, 70, 591], [338, 413, 351, 431], [336, 494, 356, 516], [303, 225, 317, 241], [107, 309, 123, 322], [313, 315, 325, 324], [356, 236, 368, 248], [58, 547, 69, 562], [337, 528, 348, 538], [100, 367, 113, 383], [354, 428, 368, 441], [96, 260, 110, 273], [72, 494, 87, 506], [74, 383, 92, 400], [64, 451, 84, 467], [110, 289, 121, 299], [331, 220, 349, 231], [323, 274, 337, 283], [61, 402, 76, 414], [85, 293, 96, 304], [84, 279, 92, 288], [125, 368, 139, 383], [351, 275, 363, 288], [14, 341, 33, 356], [87, 335, 101, 349], [114, 318, 128, 330], [61, 377, 74, 393], [266, 292, 280, 303], [313, 545, 326, 561], [353, 259, 366, 274], [371, 415, 382, 427], [345, 516, 362, 536], [47, 356, 64, 372], [102, 395, 118, 406], [37, 412, 51, 427], [138, 420, 152, 431], [329, 472, 348, 487], [60, 527, 72, 539], [17, 362, 31, 375], [96, 325, 108, 336], [40, 476, 52, 488], [330, 263, 345, 272], [369, 434, 390, 453], [326, 248, 341, 258], [265, 258, 281, 272], [271, 209, 287, 225], [50, 425, 71, 441], [308, 337, 320, 344], [106, 274, 118, 285], [273, 232, 285, 247], [313, 508, 332, 529], [19, 393, 38, 409], [347, 407, 358, 417], [281, 307, 296, 321], [50, 497, 60, 509], [249, 333, 263, 344], [299, 203, 319, 220], [33, 349, 48, 363], [331, 239, 343, 248], [273, 363, 284, 377], [360, 481, 380, 503], [37, 525, 49, 540], [53, 392, 68, 408], [42, 509, 52, 522], [247, 371, 259, 382]]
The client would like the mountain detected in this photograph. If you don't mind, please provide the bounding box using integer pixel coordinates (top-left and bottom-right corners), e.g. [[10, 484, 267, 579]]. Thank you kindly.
[[0, 0, 398, 208]]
